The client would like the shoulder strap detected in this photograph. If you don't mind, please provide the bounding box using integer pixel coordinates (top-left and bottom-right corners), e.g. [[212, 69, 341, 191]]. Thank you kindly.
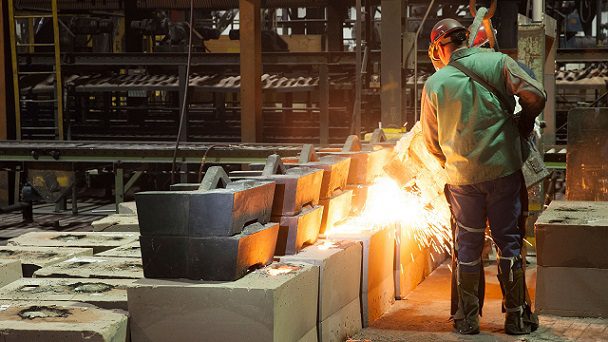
[[449, 61, 515, 115]]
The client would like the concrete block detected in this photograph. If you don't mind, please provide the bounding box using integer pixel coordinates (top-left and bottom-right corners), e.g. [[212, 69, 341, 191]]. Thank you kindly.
[[33, 257, 143, 279], [127, 263, 319, 342], [0, 259, 22, 288], [0, 302, 128, 342], [0, 246, 93, 277], [285, 156, 351, 199], [0, 278, 136, 311], [280, 240, 362, 322], [8, 232, 139, 254], [318, 189, 352, 234], [319, 297, 362, 342], [327, 226, 395, 327], [136, 180, 275, 237], [97, 241, 141, 259], [118, 201, 137, 215], [536, 265, 608, 317], [92, 214, 139, 232], [140, 222, 279, 281], [319, 148, 389, 185], [535, 201, 608, 268], [239, 167, 324, 216], [273, 205, 324, 256], [345, 184, 369, 215]]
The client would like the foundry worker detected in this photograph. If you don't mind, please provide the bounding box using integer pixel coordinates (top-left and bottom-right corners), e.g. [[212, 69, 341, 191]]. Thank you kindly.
[[421, 19, 546, 335]]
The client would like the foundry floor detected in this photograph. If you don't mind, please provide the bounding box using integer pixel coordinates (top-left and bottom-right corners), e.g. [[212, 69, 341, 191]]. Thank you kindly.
[[354, 263, 608, 342]]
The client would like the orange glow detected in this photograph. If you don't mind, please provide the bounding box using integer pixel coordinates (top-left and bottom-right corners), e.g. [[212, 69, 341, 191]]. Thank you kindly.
[[326, 176, 452, 254]]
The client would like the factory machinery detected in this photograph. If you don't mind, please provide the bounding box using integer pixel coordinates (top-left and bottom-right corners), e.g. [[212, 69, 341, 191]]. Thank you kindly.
[[1, 0, 607, 214]]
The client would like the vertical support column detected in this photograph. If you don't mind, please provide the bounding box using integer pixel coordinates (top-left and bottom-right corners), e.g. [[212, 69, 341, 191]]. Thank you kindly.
[[380, 0, 403, 128], [0, 0, 6, 141], [319, 64, 329, 144], [543, 18, 557, 146], [353, 0, 363, 136], [51, 0, 64, 140], [326, 2, 345, 51], [115, 167, 124, 212], [239, 0, 263, 142], [7, 0, 21, 140]]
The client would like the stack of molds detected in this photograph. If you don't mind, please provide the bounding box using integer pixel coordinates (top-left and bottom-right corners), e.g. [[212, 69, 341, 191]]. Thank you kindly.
[[285, 144, 353, 234], [280, 240, 363, 341], [136, 166, 279, 281], [8, 232, 139, 254], [0, 246, 93, 277], [234, 155, 325, 255], [0, 278, 136, 311], [327, 226, 395, 327], [128, 263, 319, 342], [319, 135, 391, 215], [0, 259, 22, 288], [535, 201, 608, 317], [0, 301, 128, 342], [33, 257, 143, 279]]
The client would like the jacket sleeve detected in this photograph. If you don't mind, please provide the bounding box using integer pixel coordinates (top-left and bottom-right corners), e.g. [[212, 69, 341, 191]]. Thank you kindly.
[[502, 56, 547, 132], [420, 86, 446, 167]]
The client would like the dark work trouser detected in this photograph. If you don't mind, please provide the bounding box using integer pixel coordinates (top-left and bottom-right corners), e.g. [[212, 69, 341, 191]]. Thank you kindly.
[[446, 171, 524, 273]]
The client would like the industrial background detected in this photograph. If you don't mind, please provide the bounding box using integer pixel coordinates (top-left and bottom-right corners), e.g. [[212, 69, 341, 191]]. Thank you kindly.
[[0, 0, 606, 341]]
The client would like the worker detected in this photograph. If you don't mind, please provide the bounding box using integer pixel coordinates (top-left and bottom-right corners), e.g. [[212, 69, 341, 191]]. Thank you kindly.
[[421, 18, 546, 335]]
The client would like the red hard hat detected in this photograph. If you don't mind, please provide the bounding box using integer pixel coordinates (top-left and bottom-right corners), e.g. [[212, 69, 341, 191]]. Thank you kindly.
[[430, 18, 466, 44]]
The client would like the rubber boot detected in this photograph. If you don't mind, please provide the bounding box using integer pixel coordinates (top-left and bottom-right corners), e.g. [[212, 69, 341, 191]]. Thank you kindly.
[[499, 268, 539, 335], [453, 270, 480, 335]]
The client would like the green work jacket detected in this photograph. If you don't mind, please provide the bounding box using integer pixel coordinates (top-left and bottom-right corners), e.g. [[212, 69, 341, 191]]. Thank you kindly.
[[421, 47, 546, 185]]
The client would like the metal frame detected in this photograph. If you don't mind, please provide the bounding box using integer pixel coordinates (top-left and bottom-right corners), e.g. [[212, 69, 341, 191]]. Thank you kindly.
[[8, 0, 64, 140]]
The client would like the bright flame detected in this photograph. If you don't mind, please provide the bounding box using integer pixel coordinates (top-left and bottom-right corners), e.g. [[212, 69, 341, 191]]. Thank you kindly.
[[327, 176, 452, 254]]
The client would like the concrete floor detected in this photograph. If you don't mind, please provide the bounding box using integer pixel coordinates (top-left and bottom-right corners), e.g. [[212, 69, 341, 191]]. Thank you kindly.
[[354, 263, 608, 342]]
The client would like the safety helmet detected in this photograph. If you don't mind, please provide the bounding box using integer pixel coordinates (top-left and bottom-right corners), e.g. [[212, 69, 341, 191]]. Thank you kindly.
[[430, 18, 467, 45], [428, 18, 467, 70]]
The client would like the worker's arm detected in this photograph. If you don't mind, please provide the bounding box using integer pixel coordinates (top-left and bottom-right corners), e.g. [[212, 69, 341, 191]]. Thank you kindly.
[[502, 56, 547, 135], [420, 86, 446, 167]]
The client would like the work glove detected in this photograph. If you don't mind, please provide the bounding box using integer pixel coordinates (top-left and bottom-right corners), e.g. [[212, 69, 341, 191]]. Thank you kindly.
[[514, 111, 534, 137]]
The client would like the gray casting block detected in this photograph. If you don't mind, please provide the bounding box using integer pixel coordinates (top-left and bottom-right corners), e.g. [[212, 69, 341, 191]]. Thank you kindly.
[[280, 240, 363, 341], [0, 246, 93, 277], [238, 167, 324, 216], [33, 257, 143, 279], [136, 180, 275, 237], [0, 278, 137, 311], [273, 205, 324, 256], [128, 263, 319, 342], [286, 156, 351, 200], [0, 259, 22, 288], [140, 222, 279, 281], [328, 226, 395, 327], [0, 302, 128, 342], [92, 214, 140, 232], [97, 241, 141, 259], [318, 189, 353, 234], [8, 232, 139, 254]]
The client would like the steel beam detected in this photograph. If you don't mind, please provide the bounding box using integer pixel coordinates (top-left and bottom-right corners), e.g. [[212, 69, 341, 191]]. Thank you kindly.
[[240, 0, 263, 142], [319, 64, 329, 144], [380, 0, 403, 128]]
